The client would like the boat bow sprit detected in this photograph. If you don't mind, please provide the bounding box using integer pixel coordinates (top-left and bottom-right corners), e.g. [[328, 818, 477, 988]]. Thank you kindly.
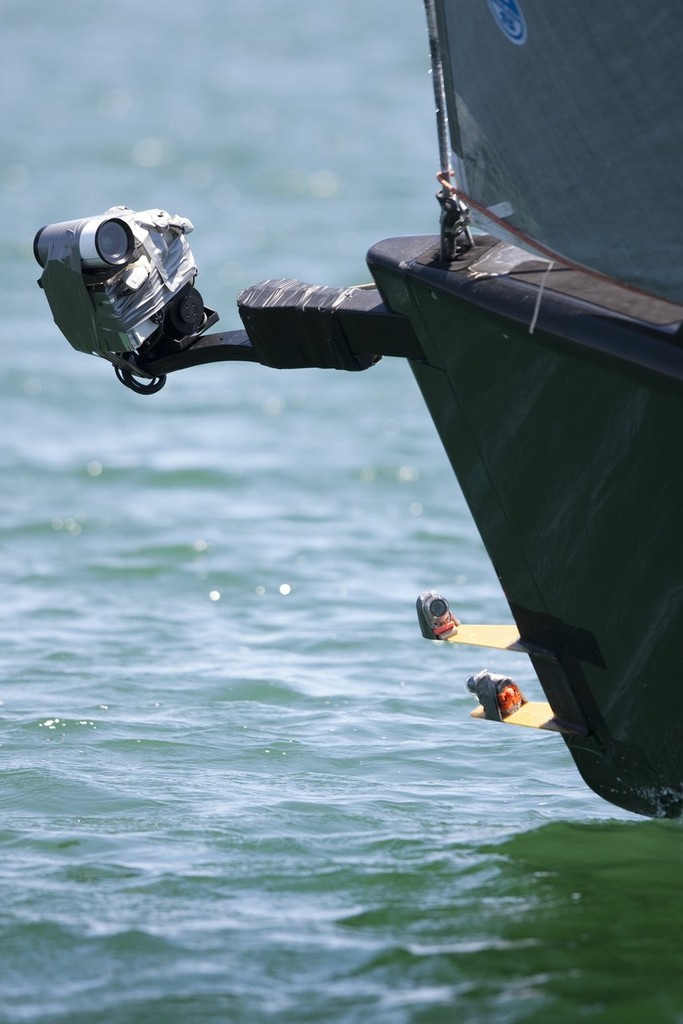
[[33, 1, 683, 817]]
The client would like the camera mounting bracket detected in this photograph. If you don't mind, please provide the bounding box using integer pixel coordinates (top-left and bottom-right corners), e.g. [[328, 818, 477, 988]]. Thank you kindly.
[[115, 279, 424, 393]]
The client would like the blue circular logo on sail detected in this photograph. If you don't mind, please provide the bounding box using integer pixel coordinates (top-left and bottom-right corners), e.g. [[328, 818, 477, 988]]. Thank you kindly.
[[488, 0, 527, 45]]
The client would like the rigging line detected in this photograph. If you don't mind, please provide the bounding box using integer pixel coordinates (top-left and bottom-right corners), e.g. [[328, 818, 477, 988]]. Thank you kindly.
[[423, 0, 452, 180]]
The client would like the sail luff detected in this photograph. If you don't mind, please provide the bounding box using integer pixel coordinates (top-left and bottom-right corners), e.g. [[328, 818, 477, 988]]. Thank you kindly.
[[435, 0, 683, 303]]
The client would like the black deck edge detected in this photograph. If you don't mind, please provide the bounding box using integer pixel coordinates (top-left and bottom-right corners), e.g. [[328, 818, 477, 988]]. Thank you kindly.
[[367, 235, 683, 394]]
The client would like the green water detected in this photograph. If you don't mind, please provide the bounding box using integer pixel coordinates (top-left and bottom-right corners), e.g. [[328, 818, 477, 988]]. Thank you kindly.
[[2, 1, 682, 1021]]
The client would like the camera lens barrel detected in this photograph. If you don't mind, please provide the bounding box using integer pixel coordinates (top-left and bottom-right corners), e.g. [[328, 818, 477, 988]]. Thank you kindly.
[[33, 216, 135, 269], [79, 217, 135, 267]]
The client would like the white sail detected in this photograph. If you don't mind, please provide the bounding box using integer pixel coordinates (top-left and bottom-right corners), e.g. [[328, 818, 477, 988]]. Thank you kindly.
[[436, 0, 683, 303]]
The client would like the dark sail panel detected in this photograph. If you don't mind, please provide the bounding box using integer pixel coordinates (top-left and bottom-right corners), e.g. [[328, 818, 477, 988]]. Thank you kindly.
[[436, 1, 683, 302]]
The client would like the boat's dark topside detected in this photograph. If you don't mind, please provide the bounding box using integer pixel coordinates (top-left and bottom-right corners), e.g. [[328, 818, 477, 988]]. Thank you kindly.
[[369, 234, 683, 390], [415, 236, 683, 327]]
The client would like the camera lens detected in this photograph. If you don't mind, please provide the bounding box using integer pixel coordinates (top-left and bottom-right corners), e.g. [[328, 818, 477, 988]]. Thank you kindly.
[[428, 597, 449, 618], [95, 219, 134, 265], [79, 216, 135, 268], [34, 215, 135, 269]]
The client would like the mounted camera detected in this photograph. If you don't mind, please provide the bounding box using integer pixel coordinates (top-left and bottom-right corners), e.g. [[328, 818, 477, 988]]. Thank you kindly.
[[34, 205, 406, 394], [34, 206, 218, 391]]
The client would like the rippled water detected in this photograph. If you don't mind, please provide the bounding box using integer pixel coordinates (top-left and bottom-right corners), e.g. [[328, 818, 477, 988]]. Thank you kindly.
[[2, 2, 682, 1022]]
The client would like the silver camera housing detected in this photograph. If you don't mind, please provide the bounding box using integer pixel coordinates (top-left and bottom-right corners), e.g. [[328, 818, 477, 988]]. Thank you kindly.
[[35, 206, 208, 360]]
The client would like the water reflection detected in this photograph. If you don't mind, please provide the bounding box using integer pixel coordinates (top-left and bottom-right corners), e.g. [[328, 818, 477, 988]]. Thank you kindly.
[[341, 820, 683, 1023], [473, 820, 683, 1021]]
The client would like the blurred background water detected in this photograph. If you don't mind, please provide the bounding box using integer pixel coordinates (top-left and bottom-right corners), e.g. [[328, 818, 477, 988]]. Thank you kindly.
[[1, 1, 682, 1022]]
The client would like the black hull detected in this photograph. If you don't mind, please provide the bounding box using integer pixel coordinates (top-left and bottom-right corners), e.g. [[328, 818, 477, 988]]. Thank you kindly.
[[368, 234, 683, 818]]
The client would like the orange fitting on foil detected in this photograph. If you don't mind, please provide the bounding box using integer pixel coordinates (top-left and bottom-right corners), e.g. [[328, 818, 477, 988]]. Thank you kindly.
[[497, 683, 524, 716], [433, 618, 458, 637]]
